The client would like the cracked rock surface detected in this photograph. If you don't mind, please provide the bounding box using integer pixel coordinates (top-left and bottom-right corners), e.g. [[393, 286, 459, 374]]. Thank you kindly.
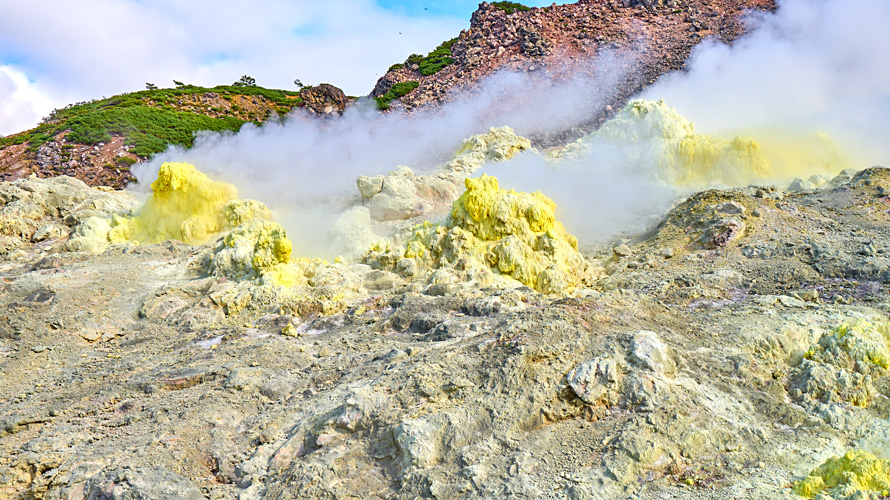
[[0, 167, 889, 499]]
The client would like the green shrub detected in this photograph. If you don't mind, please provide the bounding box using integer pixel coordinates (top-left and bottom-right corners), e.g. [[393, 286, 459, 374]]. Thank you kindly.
[[0, 83, 301, 154], [382, 41, 457, 80], [418, 39, 457, 76], [375, 81, 420, 110], [233, 75, 256, 87], [492, 1, 530, 14], [64, 106, 246, 156], [115, 156, 138, 167]]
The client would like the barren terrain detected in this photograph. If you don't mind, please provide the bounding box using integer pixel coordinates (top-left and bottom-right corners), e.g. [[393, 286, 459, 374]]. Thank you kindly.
[[0, 158, 888, 499]]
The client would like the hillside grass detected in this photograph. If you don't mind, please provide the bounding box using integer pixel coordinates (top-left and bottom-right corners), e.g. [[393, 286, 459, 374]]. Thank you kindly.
[[491, 2, 531, 15], [375, 81, 420, 110], [0, 85, 303, 157], [391, 37, 459, 77]]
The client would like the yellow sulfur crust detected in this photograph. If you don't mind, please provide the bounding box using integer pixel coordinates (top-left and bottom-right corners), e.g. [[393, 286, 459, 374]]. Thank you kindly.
[[794, 450, 890, 498]]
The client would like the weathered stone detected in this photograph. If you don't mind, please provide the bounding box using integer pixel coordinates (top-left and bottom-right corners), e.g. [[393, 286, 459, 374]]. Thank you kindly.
[[82, 466, 204, 500], [299, 83, 348, 115], [566, 357, 621, 406]]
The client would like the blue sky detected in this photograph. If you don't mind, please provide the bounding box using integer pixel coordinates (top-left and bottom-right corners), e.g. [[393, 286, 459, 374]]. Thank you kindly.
[[0, 0, 565, 136], [376, 0, 555, 18]]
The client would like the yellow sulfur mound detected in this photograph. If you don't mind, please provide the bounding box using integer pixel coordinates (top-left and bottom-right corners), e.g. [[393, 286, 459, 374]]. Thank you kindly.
[[367, 174, 587, 293], [807, 319, 890, 373], [794, 450, 890, 498], [558, 99, 849, 186], [593, 99, 770, 185], [97, 162, 300, 287], [109, 162, 240, 245], [210, 221, 301, 287], [790, 318, 890, 407], [449, 175, 563, 244]]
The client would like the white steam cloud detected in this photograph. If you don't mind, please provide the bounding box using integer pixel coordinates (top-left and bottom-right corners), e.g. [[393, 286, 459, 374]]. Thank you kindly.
[[643, 0, 890, 167], [135, 50, 634, 255], [487, 0, 890, 246], [136, 0, 890, 255]]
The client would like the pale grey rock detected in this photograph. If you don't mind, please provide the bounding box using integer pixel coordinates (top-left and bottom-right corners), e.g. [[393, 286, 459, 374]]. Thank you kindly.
[[612, 244, 632, 257], [356, 175, 384, 199], [566, 356, 621, 406], [788, 177, 815, 192], [630, 330, 677, 377], [715, 201, 746, 215], [83, 466, 203, 500], [394, 413, 449, 469]]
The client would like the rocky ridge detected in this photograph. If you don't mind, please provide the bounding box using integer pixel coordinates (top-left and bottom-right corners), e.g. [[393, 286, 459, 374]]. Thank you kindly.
[[373, 0, 775, 125]]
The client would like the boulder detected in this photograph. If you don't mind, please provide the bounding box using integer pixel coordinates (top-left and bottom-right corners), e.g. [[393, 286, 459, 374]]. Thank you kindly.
[[299, 84, 348, 115]]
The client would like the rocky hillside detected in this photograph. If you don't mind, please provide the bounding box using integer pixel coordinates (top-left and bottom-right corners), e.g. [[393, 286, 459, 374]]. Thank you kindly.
[[0, 0, 775, 191], [373, 0, 775, 117], [0, 84, 349, 189]]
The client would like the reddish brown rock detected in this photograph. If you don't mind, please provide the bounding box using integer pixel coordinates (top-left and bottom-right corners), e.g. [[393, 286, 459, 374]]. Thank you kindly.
[[299, 83, 348, 115]]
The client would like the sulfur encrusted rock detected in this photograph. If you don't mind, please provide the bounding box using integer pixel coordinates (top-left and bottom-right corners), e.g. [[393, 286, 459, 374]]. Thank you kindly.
[[790, 318, 890, 407], [210, 220, 301, 287], [794, 450, 890, 499], [365, 174, 587, 293]]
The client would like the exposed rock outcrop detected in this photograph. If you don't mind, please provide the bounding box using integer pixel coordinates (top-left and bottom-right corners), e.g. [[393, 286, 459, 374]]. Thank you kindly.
[[373, 0, 777, 120], [299, 83, 348, 115]]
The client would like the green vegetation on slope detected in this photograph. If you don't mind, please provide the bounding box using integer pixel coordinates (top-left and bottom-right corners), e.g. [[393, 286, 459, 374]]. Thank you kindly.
[[0, 85, 303, 157], [416, 38, 458, 76], [65, 107, 247, 157], [375, 81, 420, 110], [391, 37, 459, 77], [491, 2, 531, 14]]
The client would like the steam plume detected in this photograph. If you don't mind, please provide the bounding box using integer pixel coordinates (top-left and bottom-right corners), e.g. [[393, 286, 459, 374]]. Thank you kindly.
[[134, 49, 634, 255], [135, 0, 890, 254]]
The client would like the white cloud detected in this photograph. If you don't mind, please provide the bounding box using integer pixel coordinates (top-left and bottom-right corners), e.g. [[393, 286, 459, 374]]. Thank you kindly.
[[0, 0, 467, 134], [0, 65, 60, 136]]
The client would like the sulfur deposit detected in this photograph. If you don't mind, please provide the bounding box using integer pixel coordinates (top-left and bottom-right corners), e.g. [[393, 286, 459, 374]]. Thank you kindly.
[[790, 318, 890, 407], [69, 161, 302, 287], [557, 99, 848, 187], [443, 126, 533, 175], [794, 450, 890, 499], [808, 319, 890, 372], [558, 99, 770, 185], [108, 162, 240, 245], [331, 126, 536, 258], [365, 174, 587, 293], [353, 126, 533, 223], [209, 221, 300, 287]]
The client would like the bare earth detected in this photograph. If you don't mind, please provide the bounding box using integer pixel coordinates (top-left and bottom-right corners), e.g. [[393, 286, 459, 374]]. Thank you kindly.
[[0, 165, 888, 499]]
